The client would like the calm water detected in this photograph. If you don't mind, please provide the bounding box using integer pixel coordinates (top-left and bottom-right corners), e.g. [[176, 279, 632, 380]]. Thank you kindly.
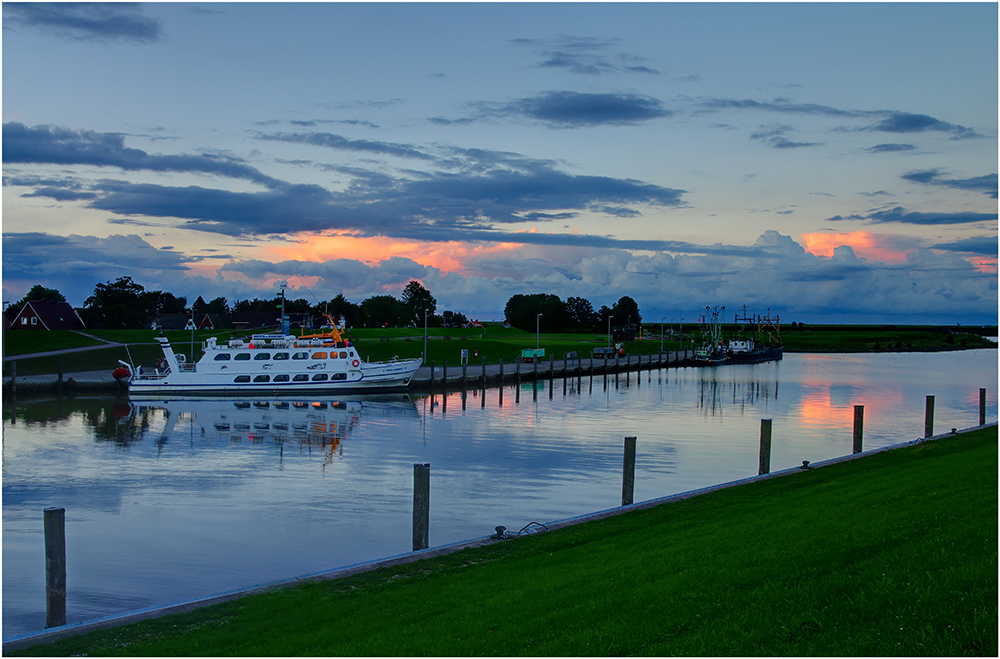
[[3, 351, 996, 638]]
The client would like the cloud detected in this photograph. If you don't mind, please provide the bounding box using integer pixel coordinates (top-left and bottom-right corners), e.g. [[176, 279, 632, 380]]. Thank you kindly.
[[2, 3, 162, 43], [471, 91, 672, 127], [511, 36, 661, 76], [3, 122, 278, 186], [901, 169, 998, 199], [749, 125, 822, 149], [255, 131, 435, 161], [867, 112, 978, 138], [827, 206, 997, 226], [931, 236, 998, 256], [2, 233, 196, 305], [6, 125, 688, 243], [696, 97, 866, 118], [863, 143, 916, 153]]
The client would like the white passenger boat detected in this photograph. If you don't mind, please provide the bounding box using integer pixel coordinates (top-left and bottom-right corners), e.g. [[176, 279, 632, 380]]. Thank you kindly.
[[116, 321, 422, 397]]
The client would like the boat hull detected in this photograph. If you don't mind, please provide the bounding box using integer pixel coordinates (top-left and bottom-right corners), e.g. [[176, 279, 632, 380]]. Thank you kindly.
[[727, 346, 783, 364]]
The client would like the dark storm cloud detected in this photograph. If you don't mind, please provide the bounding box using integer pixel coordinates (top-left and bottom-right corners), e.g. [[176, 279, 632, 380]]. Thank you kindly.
[[901, 169, 998, 199], [2, 3, 162, 42], [3, 123, 278, 186], [930, 236, 998, 256], [255, 131, 435, 161], [476, 91, 672, 127], [827, 206, 997, 225]]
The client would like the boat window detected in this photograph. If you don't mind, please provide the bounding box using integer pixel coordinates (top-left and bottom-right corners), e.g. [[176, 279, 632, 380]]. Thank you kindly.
[[338, 351, 348, 359], [292, 374, 309, 381], [273, 374, 289, 382], [254, 353, 270, 361], [292, 352, 309, 360], [214, 354, 231, 361], [331, 372, 347, 381], [311, 373, 329, 381], [253, 375, 270, 382], [312, 352, 328, 359], [234, 353, 251, 361], [234, 375, 251, 383], [273, 352, 289, 360]]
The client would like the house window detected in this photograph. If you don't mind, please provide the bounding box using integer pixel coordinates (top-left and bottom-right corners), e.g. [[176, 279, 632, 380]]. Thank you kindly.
[[20, 318, 27, 325], [31, 318, 37, 325]]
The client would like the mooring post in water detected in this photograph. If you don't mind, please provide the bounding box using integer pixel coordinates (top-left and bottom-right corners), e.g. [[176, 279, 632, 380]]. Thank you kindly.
[[429, 360, 434, 390], [412, 464, 430, 551], [57, 357, 64, 388], [758, 419, 772, 475], [481, 357, 486, 389], [924, 395, 935, 438], [622, 436, 637, 506], [853, 405, 864, 454], [442, 359, 447, 390], [980, 388, 986, 426], [44, 507, 66, 628], [462, 360, 468, 390], [498, 355, 504, 386]]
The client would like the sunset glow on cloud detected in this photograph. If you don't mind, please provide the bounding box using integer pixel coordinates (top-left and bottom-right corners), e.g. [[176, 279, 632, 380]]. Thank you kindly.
[[801, 231, 908, 262]]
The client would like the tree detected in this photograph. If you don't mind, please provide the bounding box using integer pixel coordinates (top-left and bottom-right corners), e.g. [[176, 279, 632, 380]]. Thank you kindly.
[[400, 280, 437, 325], [322, 294, 361, 324], [611, 296, 642, 328], [361, 295, 407, 327], [84, 276, 150, 329], [193, 296, 229, 316], [441, 310, 468, 327], [565, 296, 598, 330], [504, 294, 570, 332], [12, 284, 66, 308], [145, 291, 187, 315]]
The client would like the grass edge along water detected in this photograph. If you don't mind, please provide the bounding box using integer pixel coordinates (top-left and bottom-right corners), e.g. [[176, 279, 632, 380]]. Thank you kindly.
[[8, 426, 997, 657]]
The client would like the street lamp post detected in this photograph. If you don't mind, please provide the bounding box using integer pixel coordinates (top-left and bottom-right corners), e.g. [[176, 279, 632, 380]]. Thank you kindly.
[[661, 317, 665, 352], [607, 315, 611, 347], [536, 313, 543, 349]]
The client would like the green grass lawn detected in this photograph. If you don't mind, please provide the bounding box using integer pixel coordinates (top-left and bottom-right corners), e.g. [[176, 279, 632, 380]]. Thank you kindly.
[[11, 427, 996, 657]]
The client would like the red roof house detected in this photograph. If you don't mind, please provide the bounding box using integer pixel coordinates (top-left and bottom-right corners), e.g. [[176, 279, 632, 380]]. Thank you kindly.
[[7, 301, 86, 330]]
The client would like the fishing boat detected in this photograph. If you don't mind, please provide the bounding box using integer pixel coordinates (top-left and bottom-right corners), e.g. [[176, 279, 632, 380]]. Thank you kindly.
[[691, 306, 728, 365], [115, 317, 422, 396], [725, 306, 783, 364]]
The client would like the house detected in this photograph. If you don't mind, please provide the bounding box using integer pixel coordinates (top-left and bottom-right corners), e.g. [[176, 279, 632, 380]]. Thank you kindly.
[[7, 301, 86, 330], [151, 313, 227, 331]]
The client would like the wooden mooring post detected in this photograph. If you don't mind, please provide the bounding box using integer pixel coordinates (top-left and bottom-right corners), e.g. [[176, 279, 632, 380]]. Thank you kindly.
[[622, 436, 637, 506], [412, 464, 430, 551], [853, 405, 864, 454], [924, 395, 935, 438], [980, 388, 987, 426], [758, 419, 772, 475], [44, 506, 67, 628]]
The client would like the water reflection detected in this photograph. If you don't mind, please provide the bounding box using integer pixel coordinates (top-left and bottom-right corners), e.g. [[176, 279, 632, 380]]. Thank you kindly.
[[3, 351, 996, 639]]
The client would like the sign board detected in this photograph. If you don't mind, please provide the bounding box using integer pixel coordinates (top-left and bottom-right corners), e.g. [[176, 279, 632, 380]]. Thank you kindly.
[[460, 349, 468, 365]]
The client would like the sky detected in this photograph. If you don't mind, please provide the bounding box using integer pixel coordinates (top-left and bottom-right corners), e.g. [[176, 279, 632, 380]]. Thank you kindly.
[[2, 2, 997, 325]]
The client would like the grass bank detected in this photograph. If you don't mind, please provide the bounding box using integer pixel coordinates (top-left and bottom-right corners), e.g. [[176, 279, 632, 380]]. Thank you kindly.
[[4, 324, 995, 377], [10, 427, 996, 656]]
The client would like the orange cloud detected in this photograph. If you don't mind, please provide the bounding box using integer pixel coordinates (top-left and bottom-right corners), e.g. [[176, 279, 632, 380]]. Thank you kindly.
[[268, 233, 520, 274], [969, 255, 998, 274], [801, 231, 907, 262]]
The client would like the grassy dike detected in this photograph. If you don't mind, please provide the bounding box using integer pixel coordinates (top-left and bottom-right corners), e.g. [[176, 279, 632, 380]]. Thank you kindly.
[[9, 427, 997, 657]]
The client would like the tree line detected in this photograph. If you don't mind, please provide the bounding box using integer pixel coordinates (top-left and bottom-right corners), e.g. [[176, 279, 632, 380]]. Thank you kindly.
[[11, 278, 643, 332]]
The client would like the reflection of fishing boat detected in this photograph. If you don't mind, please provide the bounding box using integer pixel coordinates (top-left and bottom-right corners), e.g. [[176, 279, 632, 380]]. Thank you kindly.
[[117, 316, 422, 396], [129, 394, 419, 450]]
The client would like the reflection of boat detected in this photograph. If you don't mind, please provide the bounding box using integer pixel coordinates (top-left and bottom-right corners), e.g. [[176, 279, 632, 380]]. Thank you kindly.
[[118, 316, 422, 396], [129, 394, 419, 451]]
